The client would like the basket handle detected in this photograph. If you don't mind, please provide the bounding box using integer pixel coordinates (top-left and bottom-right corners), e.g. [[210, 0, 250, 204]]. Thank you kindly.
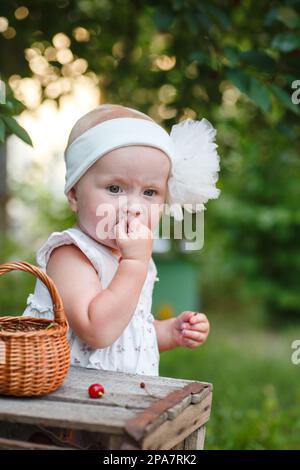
[[0, 261, 67, 326]]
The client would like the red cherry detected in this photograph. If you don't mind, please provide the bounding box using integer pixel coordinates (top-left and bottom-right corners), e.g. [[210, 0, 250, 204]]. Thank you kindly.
[[88, 383, 105, 398]]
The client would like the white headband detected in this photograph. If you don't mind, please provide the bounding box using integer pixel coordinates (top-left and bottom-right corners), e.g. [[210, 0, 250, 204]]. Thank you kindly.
[[64, 115, 221, 221]]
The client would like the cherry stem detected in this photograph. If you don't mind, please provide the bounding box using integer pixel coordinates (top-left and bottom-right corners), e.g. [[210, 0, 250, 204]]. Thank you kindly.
[[141, 385, 160, 399]]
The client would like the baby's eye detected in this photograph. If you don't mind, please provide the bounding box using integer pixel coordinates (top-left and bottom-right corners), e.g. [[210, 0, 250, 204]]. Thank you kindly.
[[106, 185, 122, 194], [144, 189, 157, 197]]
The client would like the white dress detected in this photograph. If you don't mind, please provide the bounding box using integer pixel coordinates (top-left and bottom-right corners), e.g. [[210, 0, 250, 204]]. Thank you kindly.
[[22, 224, 160, 376]]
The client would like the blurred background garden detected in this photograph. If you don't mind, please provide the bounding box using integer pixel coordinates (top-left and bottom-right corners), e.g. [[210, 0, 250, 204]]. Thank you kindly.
[[0, 0, 300, 449]]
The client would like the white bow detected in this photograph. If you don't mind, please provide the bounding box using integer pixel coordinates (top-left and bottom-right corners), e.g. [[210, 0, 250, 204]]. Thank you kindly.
[[166, 118, 221, 221]]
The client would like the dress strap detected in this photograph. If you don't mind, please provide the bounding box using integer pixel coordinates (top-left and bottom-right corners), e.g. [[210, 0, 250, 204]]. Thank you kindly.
[[36, 227, 103, 274]]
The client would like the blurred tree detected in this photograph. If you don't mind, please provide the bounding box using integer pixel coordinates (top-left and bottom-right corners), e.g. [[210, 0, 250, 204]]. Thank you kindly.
[[200, 112, 300, 325], [0, 1, 299, 120], [0, 84, 32, 232]]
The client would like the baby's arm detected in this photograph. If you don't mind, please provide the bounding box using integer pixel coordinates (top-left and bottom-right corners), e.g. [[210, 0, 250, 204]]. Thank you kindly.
[[47, 245, 148, 349], [153, 318, 177, 352], [46, 216, 153, 349]]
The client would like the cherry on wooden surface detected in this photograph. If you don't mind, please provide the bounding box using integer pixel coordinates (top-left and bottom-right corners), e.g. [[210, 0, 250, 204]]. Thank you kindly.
[[88, 383, 105, 398]]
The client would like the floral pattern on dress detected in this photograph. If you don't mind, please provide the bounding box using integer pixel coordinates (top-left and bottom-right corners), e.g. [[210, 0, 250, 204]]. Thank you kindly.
[[79, 343, 93, 355]]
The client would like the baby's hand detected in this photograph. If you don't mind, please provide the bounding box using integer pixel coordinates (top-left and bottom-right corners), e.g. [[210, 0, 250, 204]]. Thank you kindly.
[[113, 214, 153, 264], [171, 311, 210, 349]]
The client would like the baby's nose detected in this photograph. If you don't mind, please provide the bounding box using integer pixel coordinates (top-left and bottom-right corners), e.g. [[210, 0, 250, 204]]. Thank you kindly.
[[128, 207, 141, 217], [125, 204, 142, 217]]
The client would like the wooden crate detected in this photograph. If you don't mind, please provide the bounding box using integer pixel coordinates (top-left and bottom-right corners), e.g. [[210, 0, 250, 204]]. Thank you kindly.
[[0, 366, 212, 450]]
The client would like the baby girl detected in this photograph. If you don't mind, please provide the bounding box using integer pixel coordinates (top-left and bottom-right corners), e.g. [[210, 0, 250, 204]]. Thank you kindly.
[[22, 104, 220, 377]]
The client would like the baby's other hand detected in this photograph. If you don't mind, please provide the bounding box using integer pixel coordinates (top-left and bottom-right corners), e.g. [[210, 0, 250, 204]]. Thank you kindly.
[[172, 311, 210, 349]]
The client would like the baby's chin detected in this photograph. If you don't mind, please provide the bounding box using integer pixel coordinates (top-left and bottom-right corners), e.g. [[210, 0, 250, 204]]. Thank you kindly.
[[96, 237, 121, 257], [77, 221, 118, 250]]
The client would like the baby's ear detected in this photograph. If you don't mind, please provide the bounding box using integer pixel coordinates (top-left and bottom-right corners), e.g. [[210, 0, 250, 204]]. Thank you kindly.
[[67, 187, 78, 212]]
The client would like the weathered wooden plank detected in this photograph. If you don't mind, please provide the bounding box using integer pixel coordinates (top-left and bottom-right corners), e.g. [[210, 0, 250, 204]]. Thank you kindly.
[[0, 396, 136, 434], [138, 411, 169, 435], [141, 392, 212, 450], [125, 382, 210, 442], [171, 439, 185, 450], [106, 434, 126, 450], [191, 387, 211, 404], [45, 367, 212, 413], [45, 386, 156, 410], [167, 395, 192, 420], [0, 422, 111, 450], [62, 366, 210, 393], [120, 440, 140, 450], [140, 394, 194, 437], [184, 426, 206, 450], [46, 383, 182, 409], [0, 366, 213, 450], [0, 437, 74, 450]]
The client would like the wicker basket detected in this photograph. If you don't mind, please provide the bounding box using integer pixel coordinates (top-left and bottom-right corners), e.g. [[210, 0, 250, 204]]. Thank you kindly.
[[0, 261, 70, 397]]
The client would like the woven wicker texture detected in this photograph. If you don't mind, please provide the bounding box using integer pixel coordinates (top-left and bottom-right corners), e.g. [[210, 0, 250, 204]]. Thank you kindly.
[[0, 261, 70, 397]]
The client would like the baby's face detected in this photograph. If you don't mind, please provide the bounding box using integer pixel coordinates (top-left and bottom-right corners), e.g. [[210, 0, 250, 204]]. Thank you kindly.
[[68, 145, 171, 254]]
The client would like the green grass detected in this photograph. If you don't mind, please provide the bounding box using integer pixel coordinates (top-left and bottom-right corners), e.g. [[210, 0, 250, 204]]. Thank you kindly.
[[159, 316, 300, 449]]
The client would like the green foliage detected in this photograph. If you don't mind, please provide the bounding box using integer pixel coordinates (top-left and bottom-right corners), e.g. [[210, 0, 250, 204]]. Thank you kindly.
[[198, 107, 300, 323], [0, 184, 76, 316], [1, 114, 33, 146], [0, 232, 37, 316], [0, 119, 4, 142], [0, 82, 33, 145], [0, 0, 299, 120]]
